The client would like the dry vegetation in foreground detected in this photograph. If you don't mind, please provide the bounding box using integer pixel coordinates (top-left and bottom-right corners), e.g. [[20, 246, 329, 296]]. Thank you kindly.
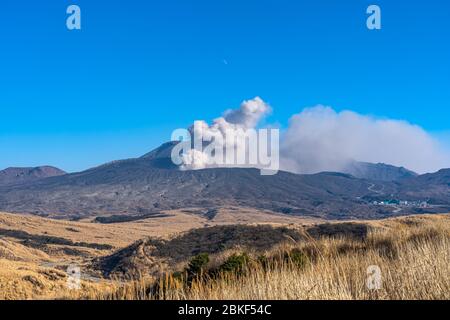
[[66, 214, 449, 300], [0, 212, 448, 300], [0, 208, 318, 300]]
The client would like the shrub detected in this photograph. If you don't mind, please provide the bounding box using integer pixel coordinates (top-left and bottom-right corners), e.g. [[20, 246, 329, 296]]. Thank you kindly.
[[187, 253, 210, 277], [284, 248, 308, 268], [219, 253, 249, 275]]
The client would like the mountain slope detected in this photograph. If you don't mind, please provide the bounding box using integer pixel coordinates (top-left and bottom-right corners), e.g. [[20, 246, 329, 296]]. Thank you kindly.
[[0, 158, 376, 219], [0, 143, 448, 220], [395, 169, 450, 204]]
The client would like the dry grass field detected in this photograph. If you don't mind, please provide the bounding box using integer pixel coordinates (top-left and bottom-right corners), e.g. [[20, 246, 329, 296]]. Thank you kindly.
[[0, 210, 448, 300], [0, 207, 317, 299]]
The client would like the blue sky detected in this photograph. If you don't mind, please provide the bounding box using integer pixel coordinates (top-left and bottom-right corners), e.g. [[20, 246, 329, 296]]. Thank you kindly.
[[0, 0, 449, 172]]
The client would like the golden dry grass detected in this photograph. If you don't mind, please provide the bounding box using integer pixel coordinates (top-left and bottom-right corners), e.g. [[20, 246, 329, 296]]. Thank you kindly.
[[0, 212, 448, 300], [0, 208, 318, 300], [0, 208, 317, 250], [57, 214, 450, 300], [0, 258, 118, 300]]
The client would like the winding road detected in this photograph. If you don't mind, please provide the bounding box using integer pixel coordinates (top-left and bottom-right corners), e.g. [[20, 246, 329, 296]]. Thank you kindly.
[[367, 183, 385, 195]]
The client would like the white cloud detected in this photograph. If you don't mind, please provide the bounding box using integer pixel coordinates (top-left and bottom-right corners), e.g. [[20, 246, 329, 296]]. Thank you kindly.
[[281, 105, 450, 174], [178, 98, 450, 174]]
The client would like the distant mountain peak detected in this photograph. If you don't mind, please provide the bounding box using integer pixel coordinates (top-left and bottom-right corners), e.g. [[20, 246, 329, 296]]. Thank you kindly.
[[139, 141, 179, 169], [140, 141, 178, 160], [341, 161, 418, 181], [0, 166, 66, 186]]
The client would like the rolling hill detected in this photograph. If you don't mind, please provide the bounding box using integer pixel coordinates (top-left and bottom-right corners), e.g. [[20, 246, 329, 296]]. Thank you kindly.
[[0, 166, 66, 186]]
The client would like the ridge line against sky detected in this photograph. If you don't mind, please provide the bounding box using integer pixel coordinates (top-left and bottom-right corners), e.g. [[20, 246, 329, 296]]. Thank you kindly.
[[0, 0, 449, 172]]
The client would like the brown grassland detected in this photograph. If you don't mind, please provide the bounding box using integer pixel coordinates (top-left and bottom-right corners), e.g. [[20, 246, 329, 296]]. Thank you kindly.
[[0, 210, 448, 300]]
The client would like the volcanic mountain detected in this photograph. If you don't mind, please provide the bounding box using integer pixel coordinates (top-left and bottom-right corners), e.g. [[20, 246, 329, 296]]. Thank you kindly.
[[0, 142, 448, 220]]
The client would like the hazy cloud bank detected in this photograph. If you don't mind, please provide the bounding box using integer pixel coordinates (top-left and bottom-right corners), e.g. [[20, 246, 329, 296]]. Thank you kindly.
[[281, 106, 450, 174]]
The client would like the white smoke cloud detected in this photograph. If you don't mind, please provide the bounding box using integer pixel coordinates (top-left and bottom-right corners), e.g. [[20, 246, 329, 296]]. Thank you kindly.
[[281, 105, 450, 174], [180, 148, 210, 170], [180, 97, 272, 170], [177, 98, 450, 174], [223, 97, 271, 128]]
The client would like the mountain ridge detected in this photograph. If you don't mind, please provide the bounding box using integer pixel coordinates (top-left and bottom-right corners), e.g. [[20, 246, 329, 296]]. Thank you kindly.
[[0, 143, 448, 220], [0, 166, 66, 186], [341, 161, 418, 181]]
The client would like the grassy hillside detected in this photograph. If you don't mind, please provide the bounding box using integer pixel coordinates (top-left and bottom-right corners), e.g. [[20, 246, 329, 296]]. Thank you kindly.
[[80, 214, 449, 300], [0, 208, 316, 299], [0, 212, 448, 300]]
